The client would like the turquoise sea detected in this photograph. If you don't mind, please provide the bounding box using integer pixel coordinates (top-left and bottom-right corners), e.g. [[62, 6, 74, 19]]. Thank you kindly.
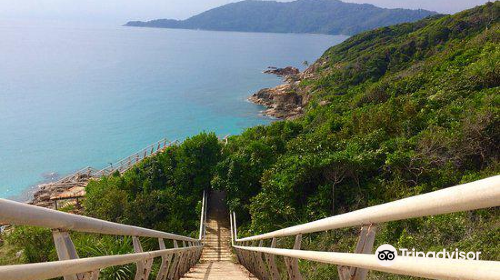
[[0, 20, 347, 199]]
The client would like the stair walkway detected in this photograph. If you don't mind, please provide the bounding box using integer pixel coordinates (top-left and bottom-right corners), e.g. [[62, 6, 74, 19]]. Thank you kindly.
[[180, 190, 256, 280]]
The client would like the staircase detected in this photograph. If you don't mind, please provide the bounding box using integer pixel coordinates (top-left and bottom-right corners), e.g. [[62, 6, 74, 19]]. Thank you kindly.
[[200, 190, 232, 262], [180, 190, 256, 280]]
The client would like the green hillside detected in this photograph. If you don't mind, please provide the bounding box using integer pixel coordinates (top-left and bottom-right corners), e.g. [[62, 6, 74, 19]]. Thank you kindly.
[[125, 0, 436, 35], [212, 2, 500, 278], [217, 0, 499, 230]]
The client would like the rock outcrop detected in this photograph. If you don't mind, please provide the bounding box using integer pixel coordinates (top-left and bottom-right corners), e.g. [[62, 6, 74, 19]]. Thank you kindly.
[[30, 172, 92, 210], [250, 63, 321, 119], [248, 84, 305, 119], [263, 66, 300, 78]]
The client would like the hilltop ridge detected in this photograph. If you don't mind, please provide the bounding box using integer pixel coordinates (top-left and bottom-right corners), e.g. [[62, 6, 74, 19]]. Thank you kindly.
[[249, 1, 500, 119], [125, 0, 437, 35]]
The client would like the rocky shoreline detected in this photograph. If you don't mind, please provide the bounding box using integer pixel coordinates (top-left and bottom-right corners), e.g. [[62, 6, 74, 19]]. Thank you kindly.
[[29, 172, 93, 212], [249, 65, 315, 119], [248, 84, 305, 119], [263, 66, 299, 77]]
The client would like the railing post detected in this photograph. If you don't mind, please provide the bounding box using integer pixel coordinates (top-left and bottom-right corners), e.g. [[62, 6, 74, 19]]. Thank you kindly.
[[53, 230, 100, 280], [168, 240, 180, 280], [284, 234, 303, 280], [184, 241, 193, 274], [352, 224, 377, 280], [244, 241, 256, 276], [247, 241, 260, 279], [232, 211, 238, 242], [256, 240, 271, 280], [199, 191, 207, 241], [133, 236, 153, 280], [173, 241, 186, 280], [52, 230, 79, 280], [237, 241, 247, 271], [197, 240, 203, 261], [338, 266, 350, 280], [182, 241, 189, 275], [231, 212, 243, 265], [229, 212, 235, 246], [265, 238, 281, 280], [157, 238, 173, 280], [82, 271, 100, 280]]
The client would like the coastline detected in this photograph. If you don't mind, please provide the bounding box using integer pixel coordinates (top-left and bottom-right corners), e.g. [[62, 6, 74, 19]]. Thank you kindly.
[[248, 84, 305, 119], [248, 64, 320, 120], [7, 63, 319, 208]]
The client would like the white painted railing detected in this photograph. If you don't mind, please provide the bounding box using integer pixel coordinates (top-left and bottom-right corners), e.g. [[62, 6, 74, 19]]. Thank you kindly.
[[95, 138, 176, 176], [53, 166, 99, 185], [0, 189, 209, 280], [199, 190, 208, 240], [52, 138, 175, 184], [231, 175, 500, 280]]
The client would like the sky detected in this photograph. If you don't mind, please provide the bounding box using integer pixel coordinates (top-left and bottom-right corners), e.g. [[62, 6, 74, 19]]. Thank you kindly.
[[0, 0, 494, 24]]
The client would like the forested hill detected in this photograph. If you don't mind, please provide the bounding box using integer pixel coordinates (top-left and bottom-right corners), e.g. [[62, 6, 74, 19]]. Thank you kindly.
[[125, 0, 437, 35], [213, 2, 499, 277], [3, 3, 498, 280], [220, 0, 499, 229]]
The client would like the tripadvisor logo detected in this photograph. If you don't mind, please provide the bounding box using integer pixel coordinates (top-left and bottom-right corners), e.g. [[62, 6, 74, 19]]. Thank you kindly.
[[375, 244, 482, 267], [376, 244, 398, 267]]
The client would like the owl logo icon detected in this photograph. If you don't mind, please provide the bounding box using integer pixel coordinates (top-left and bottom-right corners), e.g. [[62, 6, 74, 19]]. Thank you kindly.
[[377, 250, 396, 261], [375, 244, 398, 266]]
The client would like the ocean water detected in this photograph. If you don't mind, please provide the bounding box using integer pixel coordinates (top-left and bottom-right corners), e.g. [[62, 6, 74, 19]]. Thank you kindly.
[[0, 20, 347, 199]]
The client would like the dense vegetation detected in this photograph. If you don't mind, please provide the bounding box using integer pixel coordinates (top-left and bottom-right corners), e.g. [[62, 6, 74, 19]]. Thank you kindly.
[[1, 2, 499, 280], [125, 0, 436, 35], [84, 132, 221, 235], [211, 2, 500, 278], [1, 133, 222, 280], [219, 0, 499, 232]]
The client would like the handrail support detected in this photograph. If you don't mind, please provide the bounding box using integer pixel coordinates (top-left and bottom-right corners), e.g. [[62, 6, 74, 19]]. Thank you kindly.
[[284, 234, 304, 280], [52, 230, 101, 280], [133, 236, 153, 280], [52, 229, 80, 280], [338, 224, 377, 280], [167, 240, 180, 280], [156, 238, 173, 280], [265, 238, 281, 280]]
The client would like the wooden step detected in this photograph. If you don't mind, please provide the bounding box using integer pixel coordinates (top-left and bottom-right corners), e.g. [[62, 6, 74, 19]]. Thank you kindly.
[[180, 261, 257, 280], [184, 190, 254, 278]]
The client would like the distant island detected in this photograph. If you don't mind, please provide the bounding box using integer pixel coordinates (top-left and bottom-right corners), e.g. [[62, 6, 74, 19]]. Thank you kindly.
[[125, 0, 437, 35]]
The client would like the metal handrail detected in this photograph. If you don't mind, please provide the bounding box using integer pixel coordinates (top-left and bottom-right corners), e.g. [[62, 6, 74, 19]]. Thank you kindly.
[[0, 190, 208, 280], [54, 166, 99, 184], [231, 175, 500, 280], [0, 199, 198, 242], [0, 246, 201, 280], [95, 138, 173, 176], [236, 175, 500, 242], [198, 190, 208, 240], [232, 246, 500, 280], [49, 138, 173, 185], [0, 138, 210, 280]]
